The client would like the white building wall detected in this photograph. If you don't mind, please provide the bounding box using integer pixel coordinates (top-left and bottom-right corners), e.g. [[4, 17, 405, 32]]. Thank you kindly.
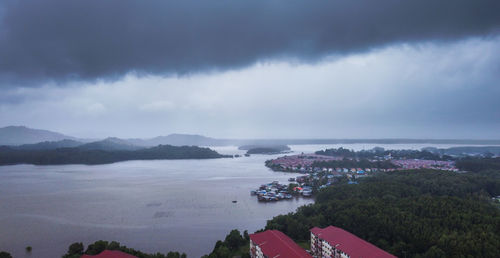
[[250, 240, 266, 258]]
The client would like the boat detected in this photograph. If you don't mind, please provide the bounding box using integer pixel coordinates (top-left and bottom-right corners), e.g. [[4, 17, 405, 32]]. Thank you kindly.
[[302, 189, 313, 197], [232, 200, 237, 203]]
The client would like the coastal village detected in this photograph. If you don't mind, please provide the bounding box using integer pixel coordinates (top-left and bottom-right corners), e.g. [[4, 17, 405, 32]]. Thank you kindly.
[[265, 153, 457, 173], [244, 148, 458, 257], [250, 180, 313, 202], [253, 148, 458, 202]]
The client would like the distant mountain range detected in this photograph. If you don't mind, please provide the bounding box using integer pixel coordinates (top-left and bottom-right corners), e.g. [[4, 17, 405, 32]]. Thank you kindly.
[[0, 126, 78, 145], [78, 137, 143, 151], [2, 126, 500, 149], [16, 139, 83, 150], [127, 134, 224, 147]]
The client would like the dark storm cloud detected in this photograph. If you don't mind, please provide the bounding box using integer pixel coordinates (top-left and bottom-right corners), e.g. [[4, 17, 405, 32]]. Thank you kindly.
[[0, 0, 499, 86]]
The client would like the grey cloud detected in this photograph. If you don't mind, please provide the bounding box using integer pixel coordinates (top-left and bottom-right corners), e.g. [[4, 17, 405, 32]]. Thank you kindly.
[[1, 38, 499, 139], [0, 0, 499, 86]]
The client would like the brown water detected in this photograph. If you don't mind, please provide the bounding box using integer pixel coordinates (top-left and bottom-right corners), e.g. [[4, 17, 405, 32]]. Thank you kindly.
[[0, 143, 485, 257], [0, 148, 315, 258]]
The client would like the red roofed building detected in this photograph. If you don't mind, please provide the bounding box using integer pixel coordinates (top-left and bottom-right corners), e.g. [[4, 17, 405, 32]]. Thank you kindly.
[[81, 250, 137, 258], [310, 226, 396, 258], [250, 230, 312, 258]]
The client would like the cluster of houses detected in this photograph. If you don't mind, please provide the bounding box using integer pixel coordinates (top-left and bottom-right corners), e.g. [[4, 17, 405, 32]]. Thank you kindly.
[[251, 180, 313, 202], [391, 159, 457, 171], [250, 226, 396, 258], [266, 154, 458, 174], [266, 154, 342, 171]]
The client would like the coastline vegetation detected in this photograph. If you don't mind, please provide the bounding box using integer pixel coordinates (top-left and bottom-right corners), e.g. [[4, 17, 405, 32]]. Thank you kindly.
[[202, 230, 250, 258], [239, 144, 291, 155], [263, 169, 500, 257], [0, 252, 12, 258], [208, 165, 500, 257], [0, 144, 228, 166], [456, 157, 500, 172]]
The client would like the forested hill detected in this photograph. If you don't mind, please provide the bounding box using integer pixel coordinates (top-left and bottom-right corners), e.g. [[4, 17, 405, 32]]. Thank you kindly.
[[263, 169, 500, 257], [0, 144, 228, 165]]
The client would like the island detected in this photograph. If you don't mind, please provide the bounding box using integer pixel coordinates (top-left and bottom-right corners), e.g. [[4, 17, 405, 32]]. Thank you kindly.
[[0, 144, 230, 166], [238, 144, 291, 155]]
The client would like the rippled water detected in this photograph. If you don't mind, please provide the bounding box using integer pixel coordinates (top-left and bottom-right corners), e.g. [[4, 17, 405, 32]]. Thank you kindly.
[[0, 144, 490, 257]]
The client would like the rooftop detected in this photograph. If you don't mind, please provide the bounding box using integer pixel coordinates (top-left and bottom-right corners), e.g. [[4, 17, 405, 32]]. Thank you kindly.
[[81, 250, 137, 258], [311, 226, 396, 258], [250, 230, 311, 258]]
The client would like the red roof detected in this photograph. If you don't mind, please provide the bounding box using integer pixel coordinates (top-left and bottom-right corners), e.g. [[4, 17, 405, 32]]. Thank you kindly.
[[250, 230, 311, 258], [310, 226, 396, 258], [81, 250, 137, 258]]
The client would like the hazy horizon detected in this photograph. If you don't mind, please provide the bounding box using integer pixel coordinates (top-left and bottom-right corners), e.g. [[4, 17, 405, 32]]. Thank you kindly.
[[3, 125, 500, 142]]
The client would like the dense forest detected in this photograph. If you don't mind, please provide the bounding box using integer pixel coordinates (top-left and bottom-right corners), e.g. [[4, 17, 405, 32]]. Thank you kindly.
[[0, 144, 227, 165], [456, 157, 500, 172], [207, 167, 500, 257], [201, 230, 250, 258], [264, 170, 500, 257], [0, 251, 11, 258], [61, 240, 186, 258]]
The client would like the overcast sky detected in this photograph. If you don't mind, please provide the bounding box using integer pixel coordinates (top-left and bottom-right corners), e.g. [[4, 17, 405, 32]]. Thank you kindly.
[[0, 0, 499, 139]]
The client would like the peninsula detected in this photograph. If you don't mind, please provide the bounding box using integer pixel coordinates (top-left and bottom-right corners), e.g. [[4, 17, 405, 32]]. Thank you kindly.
[[0, 144, 229, 166]]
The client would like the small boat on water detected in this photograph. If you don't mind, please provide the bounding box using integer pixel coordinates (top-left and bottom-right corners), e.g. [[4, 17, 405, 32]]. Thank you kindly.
[[232, 200, 237, 203], [302, 189, 313, 197]]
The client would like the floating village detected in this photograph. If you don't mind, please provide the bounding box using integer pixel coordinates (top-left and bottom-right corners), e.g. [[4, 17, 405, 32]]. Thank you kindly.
[[250, 178, 313, 202]]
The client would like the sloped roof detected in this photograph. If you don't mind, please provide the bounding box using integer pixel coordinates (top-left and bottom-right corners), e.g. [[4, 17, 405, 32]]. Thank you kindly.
[[250, 230, 311, 258], [310, 226, 396, 258], [81, 250, 137, 258]]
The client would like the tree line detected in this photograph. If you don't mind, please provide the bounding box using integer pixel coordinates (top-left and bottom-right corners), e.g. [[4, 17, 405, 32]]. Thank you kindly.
[[264, 169, 500, 257], [0, 144, 227, 165], [62, 240, 186, 258]]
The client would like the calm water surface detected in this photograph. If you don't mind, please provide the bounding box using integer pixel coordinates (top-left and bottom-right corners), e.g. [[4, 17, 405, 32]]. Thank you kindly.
[[0, 144, 490, 257]]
